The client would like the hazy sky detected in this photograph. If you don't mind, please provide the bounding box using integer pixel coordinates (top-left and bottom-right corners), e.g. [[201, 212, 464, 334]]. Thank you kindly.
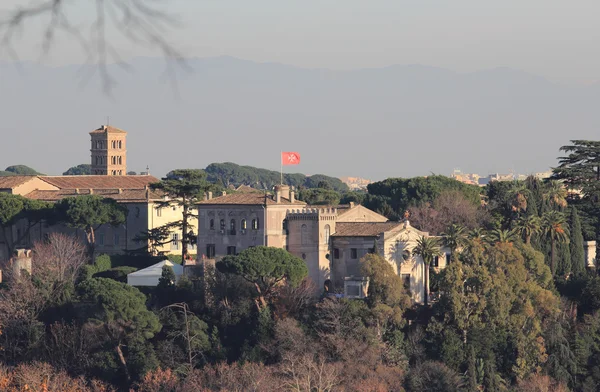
[[2, 0, 600, 85]]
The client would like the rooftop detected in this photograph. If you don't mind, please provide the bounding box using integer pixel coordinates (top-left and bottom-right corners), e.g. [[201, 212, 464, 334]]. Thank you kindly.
[[38, 175, 158, 190], [197, 192, 306, 206], [89, 125, 127, 134], [25, 188, 163, 203], [0, 176, 36, 189], [332, 222, 403, 237]]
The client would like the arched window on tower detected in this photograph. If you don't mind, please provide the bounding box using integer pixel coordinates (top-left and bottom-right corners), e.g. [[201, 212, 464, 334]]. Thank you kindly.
[[118, 140, 122, 149], [324, 224, 330, 245], [301, 224, 308, 245]]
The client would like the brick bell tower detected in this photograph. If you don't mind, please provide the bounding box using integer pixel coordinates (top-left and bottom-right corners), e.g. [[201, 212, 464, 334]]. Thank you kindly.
[[90, 125, 127, 176]]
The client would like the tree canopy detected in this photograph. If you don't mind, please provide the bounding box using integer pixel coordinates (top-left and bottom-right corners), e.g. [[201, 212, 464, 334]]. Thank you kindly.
[[63, 164, 92, 175], [55, 195, 128, 258], [216, 246, 308, 309], [204, 162, 349, 192], [0, 165, 42, 176]]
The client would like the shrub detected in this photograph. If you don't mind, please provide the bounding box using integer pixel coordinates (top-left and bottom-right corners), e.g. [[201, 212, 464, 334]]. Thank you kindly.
[[93, 266, 138, 282]]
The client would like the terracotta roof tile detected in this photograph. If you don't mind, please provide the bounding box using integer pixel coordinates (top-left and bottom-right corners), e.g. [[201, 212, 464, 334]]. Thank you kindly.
[[0, 176, 37, 189], [332, 222, 403, 237], [39, 175, 159, 189], [89, 125, 127, 134], [25, 188, 163, 203], [235, 185, 261, 193], [198, 193, 306, 206]]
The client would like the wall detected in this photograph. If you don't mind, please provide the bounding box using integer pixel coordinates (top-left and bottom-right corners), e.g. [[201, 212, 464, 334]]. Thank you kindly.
[[197, 205, 266, 258]]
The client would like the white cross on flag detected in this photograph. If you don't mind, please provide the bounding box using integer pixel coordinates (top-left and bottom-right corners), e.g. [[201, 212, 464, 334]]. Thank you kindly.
[[282, 152, 301, 165]]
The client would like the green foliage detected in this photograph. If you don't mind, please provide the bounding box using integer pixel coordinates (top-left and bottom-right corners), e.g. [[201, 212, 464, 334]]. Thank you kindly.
[[406, 361, 463, 392], [150, 169, 213, 259], [3, 164, 42, 175], [77, 278, 161, 339], [93, 266, 138, 282], [569, 206, 586, 275], [441, 224, 467, 262], [94, 254, 113, 273], [296, 188, 340, 205], [204, 162, 349, 192], [366, 175, 481, 220], [56, 195, 127, 232], [63, 164, 92, 175], [217, 246, 307, 308], [158, 265, 176, 289]]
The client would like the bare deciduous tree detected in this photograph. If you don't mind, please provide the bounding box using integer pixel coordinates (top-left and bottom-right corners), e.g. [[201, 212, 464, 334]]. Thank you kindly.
[[33, 233, 87, 286], [0, 0, 185, 93]]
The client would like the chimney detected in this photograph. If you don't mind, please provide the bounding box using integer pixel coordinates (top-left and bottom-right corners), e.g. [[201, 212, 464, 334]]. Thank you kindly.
[[290, 189, 295, 203], [349, 202, 355, 208], [75, 188, 79, 194], [208, 191, 213, 200], [118, 188, 123, 194], [222, 191, 227, 197], [276, 190, 281, 203], [89, 189, 94, 194]]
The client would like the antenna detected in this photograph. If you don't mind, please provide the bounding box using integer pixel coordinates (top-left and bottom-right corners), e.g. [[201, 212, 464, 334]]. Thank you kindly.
[[106, 116, 110, 126]]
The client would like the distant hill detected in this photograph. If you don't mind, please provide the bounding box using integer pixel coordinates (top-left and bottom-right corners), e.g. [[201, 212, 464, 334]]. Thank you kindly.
[[0, 165, 42, 176], [204, 162, 349, 192], [2, 56, 598, 178]]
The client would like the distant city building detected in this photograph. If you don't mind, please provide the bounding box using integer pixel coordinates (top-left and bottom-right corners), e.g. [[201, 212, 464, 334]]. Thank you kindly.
[[451, 169, 554, 186], [90, 125, 127, 176], [340, 176, 372, 191]]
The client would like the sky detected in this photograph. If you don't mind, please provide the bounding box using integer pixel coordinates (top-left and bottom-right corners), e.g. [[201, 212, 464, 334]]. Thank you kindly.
[[1, 1, 599, 180], [2, 0, 600, 85]]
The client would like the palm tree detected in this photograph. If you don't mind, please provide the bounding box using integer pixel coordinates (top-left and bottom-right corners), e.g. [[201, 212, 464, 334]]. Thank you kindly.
[[542, 211, 570, 275], [487, 228, 518, 245], [468, 228, 485, 240], [442, 224, 467, 263], [543, 180, 568, 209], [515, 215, 541, 245], [509, 183, 531, 214], [413, 236, 442, 306]]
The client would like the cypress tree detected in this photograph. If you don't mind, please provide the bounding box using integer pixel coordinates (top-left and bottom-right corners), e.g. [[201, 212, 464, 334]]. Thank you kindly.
[[526, 195, 539, 218], [558, 241, 572, 277], [570, 206, 586, 275], [466, 346, 479, 392]]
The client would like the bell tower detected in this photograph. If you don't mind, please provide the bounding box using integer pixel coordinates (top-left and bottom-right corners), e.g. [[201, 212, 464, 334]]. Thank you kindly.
[[90, 125, 127, 176]]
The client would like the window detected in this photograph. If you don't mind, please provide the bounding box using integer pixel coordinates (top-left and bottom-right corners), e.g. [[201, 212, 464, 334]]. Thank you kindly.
[[401, 274, 411, 291], [220, 219, 225, 230], [324, 224, 330, 244], [118, 140, 122, 149], [157, 207, 162, 217], [369, 247, 376, 254], [252, 218, 259, 230], [171, 233, 179, 250], [334, 248, 340, 259], [346, 285, 360, 297], [230, 219, 236, 234], [206, 244, 215, 258], [135, 207, 140, 218], [351, 248, 358, 259], [113, 233, 120, 246], [301, 224, 308, 245], [302, 253, 306, 260], [282, 219, 288, 232], [209, 219, 215, 230], [98, 233, 105, 246], [227, 246, 236, 255], [241, 219, 247, 230], [433, 256, 439, 268], [446, 252, 452, 264]]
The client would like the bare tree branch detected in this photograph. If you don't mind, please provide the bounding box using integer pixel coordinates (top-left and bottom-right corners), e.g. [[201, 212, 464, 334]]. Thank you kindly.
[[0, 0, 187, 94]]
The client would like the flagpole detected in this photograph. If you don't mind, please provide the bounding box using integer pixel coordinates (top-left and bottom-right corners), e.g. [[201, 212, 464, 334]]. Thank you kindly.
[[280, 151, 283, 185]]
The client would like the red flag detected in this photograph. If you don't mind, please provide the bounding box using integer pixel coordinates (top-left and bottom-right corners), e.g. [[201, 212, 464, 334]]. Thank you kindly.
[[282, 152, 301, 165]]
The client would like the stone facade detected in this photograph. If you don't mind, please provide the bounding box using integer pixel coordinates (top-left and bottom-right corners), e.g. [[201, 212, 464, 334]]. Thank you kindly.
[[90, 125, 127, 176], [196, 187, 448, 304]]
